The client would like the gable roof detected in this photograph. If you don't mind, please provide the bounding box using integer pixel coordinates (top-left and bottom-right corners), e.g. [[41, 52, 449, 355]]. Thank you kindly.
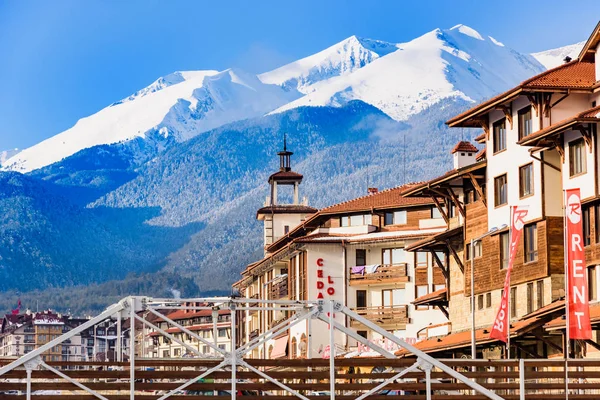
[[451, 141, 478, 154], [447, 61, 597, 128], [578, 20, 600, 62]]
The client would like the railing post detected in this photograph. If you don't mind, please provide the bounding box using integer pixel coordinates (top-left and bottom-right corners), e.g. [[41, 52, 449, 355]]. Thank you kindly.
[[329, 300, 336, 400], [129, 298, 135, 400], [24, 357, 41, 400], [231, 302, 237, 400], [419, 358, 433, 400], [519, 358, 525, 400]]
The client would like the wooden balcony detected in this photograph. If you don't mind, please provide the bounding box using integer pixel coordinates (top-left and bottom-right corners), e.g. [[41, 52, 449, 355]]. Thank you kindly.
[[349, 263, 409, 286], [351, 305, 409, 327], [270, 279, 288, 299]]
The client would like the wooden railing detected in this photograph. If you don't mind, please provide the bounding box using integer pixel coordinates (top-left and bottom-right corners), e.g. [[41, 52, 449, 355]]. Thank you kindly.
[[270, 279, 288, 299], [349, 263, 408, 285], [3, 358, 600, 398], [248, 293, 259, 314], [351, 305, 409, 326]]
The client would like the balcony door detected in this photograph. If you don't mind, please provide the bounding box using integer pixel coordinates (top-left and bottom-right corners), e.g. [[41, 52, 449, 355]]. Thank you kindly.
[[356, 290, 367, 308]]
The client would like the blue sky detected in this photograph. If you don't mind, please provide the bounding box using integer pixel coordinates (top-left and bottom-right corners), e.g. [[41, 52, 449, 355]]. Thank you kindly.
[[0, 0, 598, 150]]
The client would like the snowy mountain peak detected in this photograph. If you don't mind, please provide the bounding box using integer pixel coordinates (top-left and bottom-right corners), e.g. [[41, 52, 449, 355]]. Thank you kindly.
[[259, 35, 398, 92], [0, 148, 20, 167], [450, 24, 485, 41], [532, 41, 585, 69]]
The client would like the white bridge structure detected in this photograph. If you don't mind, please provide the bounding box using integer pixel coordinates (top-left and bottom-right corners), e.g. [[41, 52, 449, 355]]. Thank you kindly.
[[0, 296, 529, 399]]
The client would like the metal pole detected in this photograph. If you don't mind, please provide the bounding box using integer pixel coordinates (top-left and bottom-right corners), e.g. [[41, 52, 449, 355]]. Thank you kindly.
[[471, 238, 476, 361], [26, 367, 32, 400], [231, 303, 236, 400], [129, 298, 135, 400], [519, 358, 525, 400], [424, 362, 432, 400], [563, 190, 570, 400], [329, 301, 335, 400], [94, 325, 97, 362], [507, 207, 513, 360], [116, 312, 122, 362], [213, 308, 218, 356]]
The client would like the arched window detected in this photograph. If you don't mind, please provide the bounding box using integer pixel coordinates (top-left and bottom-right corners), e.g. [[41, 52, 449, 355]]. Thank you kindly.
[[291, 337, 298, 359], [299, 334, 307, 358]]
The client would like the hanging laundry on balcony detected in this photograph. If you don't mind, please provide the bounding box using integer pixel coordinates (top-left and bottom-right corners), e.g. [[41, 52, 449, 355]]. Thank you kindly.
[[365, 264, 381, 274], [351, 266, 366, 275]]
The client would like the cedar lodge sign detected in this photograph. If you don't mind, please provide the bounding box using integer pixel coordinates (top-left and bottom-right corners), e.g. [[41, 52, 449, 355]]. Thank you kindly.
[[316, 258, 335, 299]]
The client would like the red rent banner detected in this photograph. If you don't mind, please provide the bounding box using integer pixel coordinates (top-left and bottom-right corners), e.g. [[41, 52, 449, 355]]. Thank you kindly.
[[490, 206, 529, 342], [565, 188, 592, 340]]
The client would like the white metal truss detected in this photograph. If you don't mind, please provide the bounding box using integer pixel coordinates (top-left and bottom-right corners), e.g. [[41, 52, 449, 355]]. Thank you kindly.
[[0, 296, 504, 400]]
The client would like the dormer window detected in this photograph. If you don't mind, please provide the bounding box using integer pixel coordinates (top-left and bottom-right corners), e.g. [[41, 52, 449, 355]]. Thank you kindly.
[[518, 106, 532, 139], [341, 214, 372, 227]]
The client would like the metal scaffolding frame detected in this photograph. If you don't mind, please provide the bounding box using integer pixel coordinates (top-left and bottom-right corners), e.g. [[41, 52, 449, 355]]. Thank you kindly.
[[0, 296, 503, 400]]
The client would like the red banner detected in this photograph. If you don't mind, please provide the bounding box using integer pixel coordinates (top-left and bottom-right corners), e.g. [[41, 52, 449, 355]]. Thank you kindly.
[[565, 188, 592, 340], [490, 206, 529, 342]]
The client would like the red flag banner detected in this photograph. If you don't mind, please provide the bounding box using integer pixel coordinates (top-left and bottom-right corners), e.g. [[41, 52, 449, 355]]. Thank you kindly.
[[565, 188, 592, 340], [490, 206, 529, 342]]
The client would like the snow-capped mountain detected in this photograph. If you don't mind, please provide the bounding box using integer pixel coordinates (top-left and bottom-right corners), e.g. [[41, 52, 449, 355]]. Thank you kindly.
[[259, 35, 399, 92], [0, 148, 20, 166], [2, 24, 544, 174], [269, 24, 544, 121], [531, 41, 586, 69], [2, 69, 299, 173]]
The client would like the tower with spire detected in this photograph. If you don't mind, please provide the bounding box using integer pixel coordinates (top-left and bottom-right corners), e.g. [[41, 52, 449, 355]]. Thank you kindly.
[[257, 134, 316, 253]]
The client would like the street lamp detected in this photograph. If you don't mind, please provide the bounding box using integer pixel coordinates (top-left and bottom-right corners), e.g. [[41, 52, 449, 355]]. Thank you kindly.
[[470, 224, 508, 360]]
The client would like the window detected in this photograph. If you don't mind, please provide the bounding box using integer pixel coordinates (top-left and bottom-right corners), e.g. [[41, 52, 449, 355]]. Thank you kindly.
[[583, 206, 591, 246], [415, 252, 428, 268], [477, 294, 484, 310], [524, 224, 538, 263], [341, 214, 372, 227], [494, 174, 507, 207], [589, 266, 597, 301], [218, 344, 226, 350], [466, 241, 482, 261], [415, 285, 429, 310], [385, 210, 407, 225], [174, 348, 181, 356], [382, 248, 406, 265], [218, 328, 228, 338], [486, 292, 492, 308], [355, 249, 366, 267], [527, 283, 534, 314], [519, 163, 534, 198], [569, 138, 586, 176], [382, 289, 405, 306], [464, 189, 472, 205], [202, 345, 209, 353], [434, 284, 446, 291], [537, 280, 544, 309], [284, 225, 290, 234], [356, 290, 367, 308], [163, 350, 170, 358], [500, 232, 509, 269], [357, 331, 368, 339], [510, 287, 517, 318], [493, 118, 507, 153], [431, 206, 443, 219], [518, 106, 532, 139]]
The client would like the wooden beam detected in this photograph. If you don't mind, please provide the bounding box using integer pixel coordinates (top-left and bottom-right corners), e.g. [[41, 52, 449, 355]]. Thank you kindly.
[[467, 173, 487, 207], [543, 93, 553, 117], [575, 123, 593, 153], [447, 187, 465, 218], [526, 94, 539, 116], [445, 239, 464, 273], [431, 196, 449, 224], [551, 139, 565, 163], [531, 332, 563, 353], [479, 120, 490, 139], [430, 250, 449, 280], [496, 105, 513, 129], [512, 342, 543, 359], [437, 305, 449, 319], [586, 339, 600, 353]]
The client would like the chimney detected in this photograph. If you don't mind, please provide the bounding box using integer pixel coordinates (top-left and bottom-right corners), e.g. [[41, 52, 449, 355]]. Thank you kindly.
[[451, 141, 478, 169], [563, 56, 572, 63], [367, 187, 379, 195]]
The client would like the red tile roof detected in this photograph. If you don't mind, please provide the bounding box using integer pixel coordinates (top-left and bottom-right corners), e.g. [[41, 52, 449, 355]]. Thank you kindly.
[[447, 61, 597, 127], [518, 105, 600, 146], [451, 141, 478, 154], [165, 309, 230, 321], [320, 183, 433, 214], [475, 148, 486, 161], [269, 170, 303, 181], [474, 132, 486, 143], [412, 288, 447, 306], [545, 301, 600, 330]]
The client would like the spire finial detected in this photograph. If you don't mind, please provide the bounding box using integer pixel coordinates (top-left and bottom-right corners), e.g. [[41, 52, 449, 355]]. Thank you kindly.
[[283, 132, 287, 151]]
